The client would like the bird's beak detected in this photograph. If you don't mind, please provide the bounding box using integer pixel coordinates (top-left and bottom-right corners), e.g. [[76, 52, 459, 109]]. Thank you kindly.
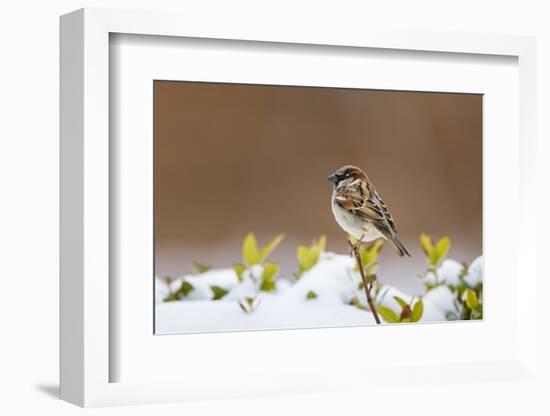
[[328, 174, 338, 183]]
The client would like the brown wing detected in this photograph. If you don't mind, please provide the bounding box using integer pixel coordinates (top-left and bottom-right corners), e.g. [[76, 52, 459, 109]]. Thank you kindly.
[[366, 184, 398, 234], [335, 178, 410, 256], [335, 179, 399, 236], [334, 179, 384, 222]]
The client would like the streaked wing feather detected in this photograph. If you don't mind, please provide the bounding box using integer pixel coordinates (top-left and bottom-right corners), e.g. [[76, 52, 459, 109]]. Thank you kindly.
[[334, 175, 410, 256], [335, 179, 384, 221], [336, 179, 398, 235]]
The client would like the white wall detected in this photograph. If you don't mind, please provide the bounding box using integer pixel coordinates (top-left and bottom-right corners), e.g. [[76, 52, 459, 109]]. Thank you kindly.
[[1, 1, 548, 414]]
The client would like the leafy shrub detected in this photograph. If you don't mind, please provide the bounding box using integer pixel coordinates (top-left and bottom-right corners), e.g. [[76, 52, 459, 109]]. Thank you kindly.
[[377, 296, 424, 323], [294, 235, 326, 280], [420, 233, 450, 272], [233, 233, 284, 292], [259, 262, 280, 292], [420, 233, 483, 320], [241, 233, 284, 267], [163, 280, 194, 302], [160, 231, 482, 323]]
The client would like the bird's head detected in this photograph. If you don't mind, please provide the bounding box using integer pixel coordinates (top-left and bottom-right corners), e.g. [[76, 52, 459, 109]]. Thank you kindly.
[[328, 165, 367, 186]]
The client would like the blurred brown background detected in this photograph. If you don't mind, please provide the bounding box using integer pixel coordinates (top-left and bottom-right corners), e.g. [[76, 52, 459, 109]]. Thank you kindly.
[[154, 81, 482, 293]]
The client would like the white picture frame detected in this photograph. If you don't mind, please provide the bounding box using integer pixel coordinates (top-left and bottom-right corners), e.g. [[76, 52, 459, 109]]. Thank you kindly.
[[60, 7, 538, 408]]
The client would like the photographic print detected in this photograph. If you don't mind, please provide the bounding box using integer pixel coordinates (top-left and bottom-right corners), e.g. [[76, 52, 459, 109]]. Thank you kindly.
[[154, 81, 483, 334]]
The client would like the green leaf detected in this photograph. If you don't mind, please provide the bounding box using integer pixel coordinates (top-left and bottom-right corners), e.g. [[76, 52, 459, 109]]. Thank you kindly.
[[258, 234, 285, 263], [464, 289, 478, 309], [260, 281, 276, 292], [166, 281, 194, 300], [192, 261, 211, 275], [179, 281, 194, 297], [210, 285, 228, 300], [377, 306, 399, 323], [297, 235, 327, 273], [356, 244, 367, 271], [369, 239, 384, 258], [297, 246, 317, 272], [435, 237, 450, 261], [297, 245, 309, 266], [260, 262, 279, 292], [262, 262, 279, 282], [393, 296, 408, 309], [163, 292, 180, 302], [306, 290, 318, 300], [420, 233, 434, 257], [243, 233, 260, 266], [363, 263, 378, 277], [358, 240, 384, 267], [310, 245, 322, 264], [411, 299, 424, 322], [233, 263, 245, 282], [317, 235, 327, 252], [428, 251, 439, 266]]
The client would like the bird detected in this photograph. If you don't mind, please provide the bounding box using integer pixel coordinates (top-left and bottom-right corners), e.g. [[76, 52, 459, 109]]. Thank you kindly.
[[328, 165, 411, 257]]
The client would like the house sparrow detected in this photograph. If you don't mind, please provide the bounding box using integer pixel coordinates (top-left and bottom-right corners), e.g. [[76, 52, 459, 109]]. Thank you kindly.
[[328, 165, 411, 257]]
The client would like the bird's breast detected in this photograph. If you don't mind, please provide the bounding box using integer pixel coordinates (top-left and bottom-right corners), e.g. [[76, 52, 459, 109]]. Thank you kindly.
[[331, 198, 383, 242]]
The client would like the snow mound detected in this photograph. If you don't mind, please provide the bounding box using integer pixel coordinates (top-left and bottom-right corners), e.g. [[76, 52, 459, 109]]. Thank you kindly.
[[464, 256, 483, 287], [156, 253, 483, 332], [423, 285, 459, 319], [280, 254, 356, 305], [423, 259, 464, 287], [156, 296, 376, 334]]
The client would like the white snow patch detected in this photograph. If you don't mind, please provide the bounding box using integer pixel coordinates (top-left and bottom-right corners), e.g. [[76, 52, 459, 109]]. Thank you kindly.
[[423, 285, 459, 319], [280, 254, 357, 305], [464, 256, 483, 287], [156, 296, 376, 334], [423, 259, 464, 287], [156, 254, 481, 332]]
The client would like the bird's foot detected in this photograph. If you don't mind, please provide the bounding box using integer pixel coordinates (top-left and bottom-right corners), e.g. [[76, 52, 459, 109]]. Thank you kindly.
[[347, 236, 365, 257]]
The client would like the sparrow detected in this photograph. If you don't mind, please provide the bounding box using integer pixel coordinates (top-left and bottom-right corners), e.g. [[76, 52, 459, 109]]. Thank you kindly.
[[328, 165, 411, 257]]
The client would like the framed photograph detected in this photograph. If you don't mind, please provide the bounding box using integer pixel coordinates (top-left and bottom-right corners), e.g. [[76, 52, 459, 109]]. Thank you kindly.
[[60, 8, 538, 408], [152, 80, 484, 334]]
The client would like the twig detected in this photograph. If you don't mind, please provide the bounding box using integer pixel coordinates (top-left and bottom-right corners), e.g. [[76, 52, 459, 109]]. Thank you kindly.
[[348, 240, 382, 324]]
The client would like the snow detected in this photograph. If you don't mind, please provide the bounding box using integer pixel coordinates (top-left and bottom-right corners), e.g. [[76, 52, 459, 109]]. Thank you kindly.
[[156, 252, 482, 333], [464, 256, 483, 287], [278, 254, 357, 305], [423, 285, 459, 319], [423, 259, 464, 287], [437, 259, 465, 286], [164, 268, 241, 302], [156, 297, 376, 334]]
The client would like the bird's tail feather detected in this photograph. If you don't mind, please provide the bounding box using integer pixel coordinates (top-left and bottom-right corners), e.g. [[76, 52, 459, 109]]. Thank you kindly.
[[389, 236, 411, 257]]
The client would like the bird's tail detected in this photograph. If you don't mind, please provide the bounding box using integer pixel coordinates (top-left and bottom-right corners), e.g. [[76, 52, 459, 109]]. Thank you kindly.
[[389, 236, 411, 257]]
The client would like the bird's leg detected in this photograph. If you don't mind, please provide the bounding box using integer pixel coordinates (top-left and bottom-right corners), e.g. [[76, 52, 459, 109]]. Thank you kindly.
[[348, 235, 365, 257]]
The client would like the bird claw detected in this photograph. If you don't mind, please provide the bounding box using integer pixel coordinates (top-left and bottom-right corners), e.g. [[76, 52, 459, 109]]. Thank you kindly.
[[347, 236, 365, 257]]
